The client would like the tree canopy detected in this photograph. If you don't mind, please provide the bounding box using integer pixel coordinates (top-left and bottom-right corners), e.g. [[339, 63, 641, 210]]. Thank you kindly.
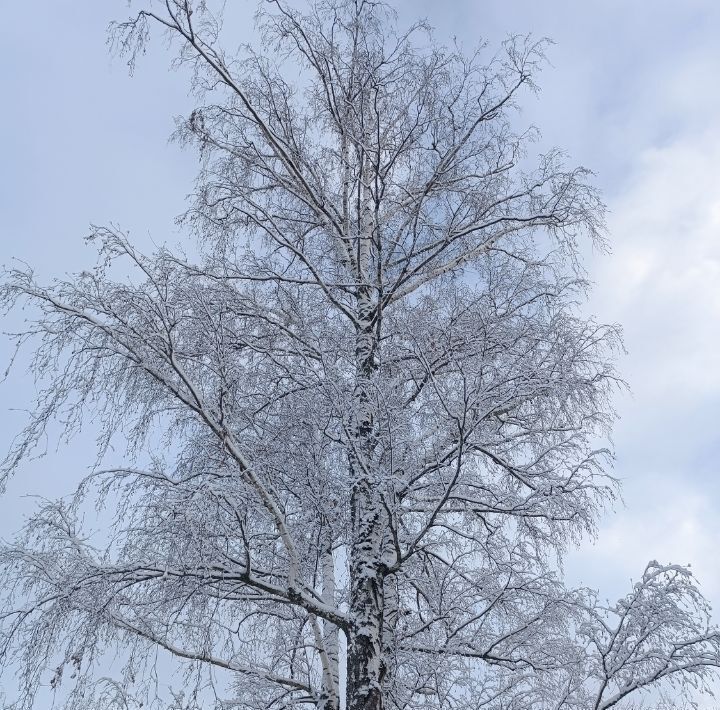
[[1, 2, 719, 709]]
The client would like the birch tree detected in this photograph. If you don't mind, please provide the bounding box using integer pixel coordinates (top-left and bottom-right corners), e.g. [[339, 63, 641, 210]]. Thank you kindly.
[[1, 1, 719, 709]]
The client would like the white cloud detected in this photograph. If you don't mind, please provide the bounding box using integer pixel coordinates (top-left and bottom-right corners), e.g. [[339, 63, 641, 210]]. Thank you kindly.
[[595, 133, 720, 397], [568, 479, 720, 603], [569, 129, 720, 606]]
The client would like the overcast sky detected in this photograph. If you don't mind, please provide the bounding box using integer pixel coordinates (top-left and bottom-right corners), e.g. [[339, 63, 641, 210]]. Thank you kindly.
[[2, 0, 720, 704]]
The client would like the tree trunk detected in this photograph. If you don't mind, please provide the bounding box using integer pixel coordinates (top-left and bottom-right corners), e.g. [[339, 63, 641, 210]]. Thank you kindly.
[[347, 479, 385, 710], [347, 326, 385, 710], [347, 112, 385, 708], [319, 532, 340, 710], [347, 288, 384, 709]]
